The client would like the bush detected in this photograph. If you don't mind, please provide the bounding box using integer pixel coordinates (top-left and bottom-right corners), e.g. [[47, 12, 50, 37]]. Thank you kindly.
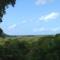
[[0, 36, 60, 60]]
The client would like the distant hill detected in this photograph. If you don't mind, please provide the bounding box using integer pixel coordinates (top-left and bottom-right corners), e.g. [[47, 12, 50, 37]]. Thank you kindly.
[[0, 30, 60, 38]]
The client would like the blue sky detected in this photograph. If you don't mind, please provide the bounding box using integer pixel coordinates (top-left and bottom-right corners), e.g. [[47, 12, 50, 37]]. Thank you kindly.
[[1, 0, 60, 35]]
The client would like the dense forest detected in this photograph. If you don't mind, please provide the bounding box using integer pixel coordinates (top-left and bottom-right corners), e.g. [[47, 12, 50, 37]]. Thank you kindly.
[[0, 34, 60, 60]]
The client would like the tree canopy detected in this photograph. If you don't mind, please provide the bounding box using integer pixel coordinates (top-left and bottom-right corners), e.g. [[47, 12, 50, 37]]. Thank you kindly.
[[0, 0, 16, 22], [0, 0, 16, 37]]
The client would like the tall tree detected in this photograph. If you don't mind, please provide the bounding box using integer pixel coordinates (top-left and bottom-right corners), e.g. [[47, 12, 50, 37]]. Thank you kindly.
[[0, 0, 16, 36], [0, 0, 16, 22]]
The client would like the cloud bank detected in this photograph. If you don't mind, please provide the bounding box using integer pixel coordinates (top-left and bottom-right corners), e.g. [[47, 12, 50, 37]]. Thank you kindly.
[[35, 0, 53, 5], [39, 12, 59, 22]]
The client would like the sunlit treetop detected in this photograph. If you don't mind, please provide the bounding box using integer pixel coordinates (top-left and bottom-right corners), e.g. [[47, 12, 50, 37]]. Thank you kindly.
[[0, 0, 16, 22]]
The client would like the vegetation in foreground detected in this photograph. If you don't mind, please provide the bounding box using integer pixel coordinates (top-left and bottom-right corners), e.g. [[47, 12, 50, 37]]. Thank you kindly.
[[0, 34, 60, 60]]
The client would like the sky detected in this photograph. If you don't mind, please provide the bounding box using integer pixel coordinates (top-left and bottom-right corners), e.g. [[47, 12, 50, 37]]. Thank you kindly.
[[1, 0, 60, 35]]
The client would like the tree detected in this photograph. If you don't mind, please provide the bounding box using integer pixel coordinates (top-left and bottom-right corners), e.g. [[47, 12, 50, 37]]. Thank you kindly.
[[0, 0, 16, 22], [0, 28, 3, 36], [0, 0, 16, 37]]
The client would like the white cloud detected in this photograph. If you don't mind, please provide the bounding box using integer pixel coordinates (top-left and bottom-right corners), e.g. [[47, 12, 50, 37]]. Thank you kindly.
[[39, 12, 59, 22], [8, 24, 17, 29], [35, 0, 53, 5]]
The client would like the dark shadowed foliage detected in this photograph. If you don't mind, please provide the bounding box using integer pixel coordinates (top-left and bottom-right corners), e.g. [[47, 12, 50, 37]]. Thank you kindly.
[[0, 35, 60, 60], [0, 0, 16, 21]]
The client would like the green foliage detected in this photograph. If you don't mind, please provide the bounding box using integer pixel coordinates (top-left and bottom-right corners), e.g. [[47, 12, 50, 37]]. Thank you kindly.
[[0, 28, 3, 36], [0, 35, 60, 60], [0, 0, 16, 22], [0, 0, 16, 38]]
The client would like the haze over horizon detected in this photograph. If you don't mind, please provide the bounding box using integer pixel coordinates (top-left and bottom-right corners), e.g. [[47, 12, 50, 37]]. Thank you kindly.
[[1, 0, 60, 35]]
